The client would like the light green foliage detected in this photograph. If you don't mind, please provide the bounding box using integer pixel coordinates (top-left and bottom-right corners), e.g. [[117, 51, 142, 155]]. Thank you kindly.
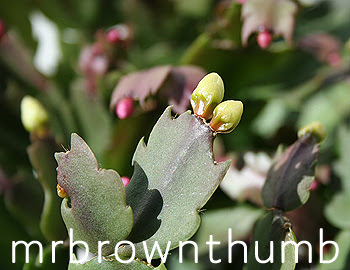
[[325, 126, 350, 229], [195, 205, 264, 255], [318, 230, 350, 270], [298, 82, 350, 134]]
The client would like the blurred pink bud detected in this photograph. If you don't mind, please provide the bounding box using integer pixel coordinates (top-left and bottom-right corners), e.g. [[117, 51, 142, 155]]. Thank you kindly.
[[121, 176, 130, 187], [106, 29, 120, 44], [0, 20, 6, 41], [79, 45, 108, 75], [236, 0, 246, 4], [115, 97, 134, 119], [92, 43, 104, 55], [257, 30, 272, 49], [327, 52, 342, 68], [79, 47, 93, 73], [309, 180, 319, 191], [91, 55, 108, 75]]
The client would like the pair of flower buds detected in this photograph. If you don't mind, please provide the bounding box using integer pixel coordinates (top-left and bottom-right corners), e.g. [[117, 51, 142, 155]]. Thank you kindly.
[[190, 73, 243, 133]]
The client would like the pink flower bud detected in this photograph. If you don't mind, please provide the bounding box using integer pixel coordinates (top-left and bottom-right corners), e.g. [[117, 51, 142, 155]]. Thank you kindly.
[[0, 20, 6, 41], [115, 97, 134, 119], [92, 43, 104, 56], [309, 180, 319, 191], [106, 29, 120, 44], [121, 176, 130, 187], [327, 52, 342, 68], [257, 30, 272, 49], [236, 0, 246, 4]]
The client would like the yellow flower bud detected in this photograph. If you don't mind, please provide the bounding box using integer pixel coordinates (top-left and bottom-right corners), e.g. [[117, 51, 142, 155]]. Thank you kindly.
[[209, 100, 243, 132], [298, 121, 326, 142], [20, 96, 49, 133], [191, 73, 224, 119], [57, 184, 69, 198]]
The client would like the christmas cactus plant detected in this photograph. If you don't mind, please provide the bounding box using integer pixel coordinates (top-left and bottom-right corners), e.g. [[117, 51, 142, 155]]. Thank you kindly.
[[1, 1, 350, 269], [54, 73, 243, 269]]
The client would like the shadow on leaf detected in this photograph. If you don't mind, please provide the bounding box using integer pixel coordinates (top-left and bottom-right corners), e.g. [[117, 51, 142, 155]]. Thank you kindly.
[[126, 162, 163, 243]]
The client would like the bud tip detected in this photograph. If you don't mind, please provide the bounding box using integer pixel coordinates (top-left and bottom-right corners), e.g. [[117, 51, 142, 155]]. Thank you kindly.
[[57, 184, 69, 198], [121, 176, 130, 187], [116, 97, 134, 119], [257, 30, 272, 49], [210, 100, 244, 132], [20, 96, 49, 133], [191, 72, 225, 119], [298, 121, 326, 143], [106, 29, 120, 44]]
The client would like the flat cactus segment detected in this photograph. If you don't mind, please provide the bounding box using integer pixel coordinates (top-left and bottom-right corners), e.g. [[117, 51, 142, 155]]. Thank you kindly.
[[55, 133, 133, 256], [120, 107, 230, 258]]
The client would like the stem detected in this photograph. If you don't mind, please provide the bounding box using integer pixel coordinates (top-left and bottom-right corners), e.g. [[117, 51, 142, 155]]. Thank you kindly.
[[180, 33, 211, 65], [180, 2, 241, 65]]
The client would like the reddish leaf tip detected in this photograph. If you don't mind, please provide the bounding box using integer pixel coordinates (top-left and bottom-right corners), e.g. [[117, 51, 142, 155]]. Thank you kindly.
[[0, 20, 6, 41], [121, 176, 130, 187], [309, 180, 318, 191], [257, 30, 272, 49], [115, 97, 134, 119]]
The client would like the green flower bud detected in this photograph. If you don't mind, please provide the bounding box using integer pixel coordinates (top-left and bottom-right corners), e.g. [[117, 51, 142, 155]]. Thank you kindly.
[[298, 121, 326, 142], [20, 96, 49, 133], [209, 100, 243, 132], [191, 72, 224, 119]]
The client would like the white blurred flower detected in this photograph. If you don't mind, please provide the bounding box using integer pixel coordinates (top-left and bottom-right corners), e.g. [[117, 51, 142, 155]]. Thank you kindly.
[[30, 11, 61, 76], [220, 152, 272, 206]]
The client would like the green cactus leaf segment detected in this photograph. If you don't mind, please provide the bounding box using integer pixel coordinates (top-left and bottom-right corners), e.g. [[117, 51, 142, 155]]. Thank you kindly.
[[27, 137, 67, 241], [120, 107, 230, 259], [55, 133, 133, 256]]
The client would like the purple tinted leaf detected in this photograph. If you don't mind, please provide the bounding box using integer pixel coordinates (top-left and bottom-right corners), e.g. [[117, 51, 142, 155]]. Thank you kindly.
[[164, 66, 206, 113], [241, 0, 298, 46], [262, 134, 319, 212], [297, 33, 342, 65], [109, 65, 206, 114], [110, 65, 172, 110]]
